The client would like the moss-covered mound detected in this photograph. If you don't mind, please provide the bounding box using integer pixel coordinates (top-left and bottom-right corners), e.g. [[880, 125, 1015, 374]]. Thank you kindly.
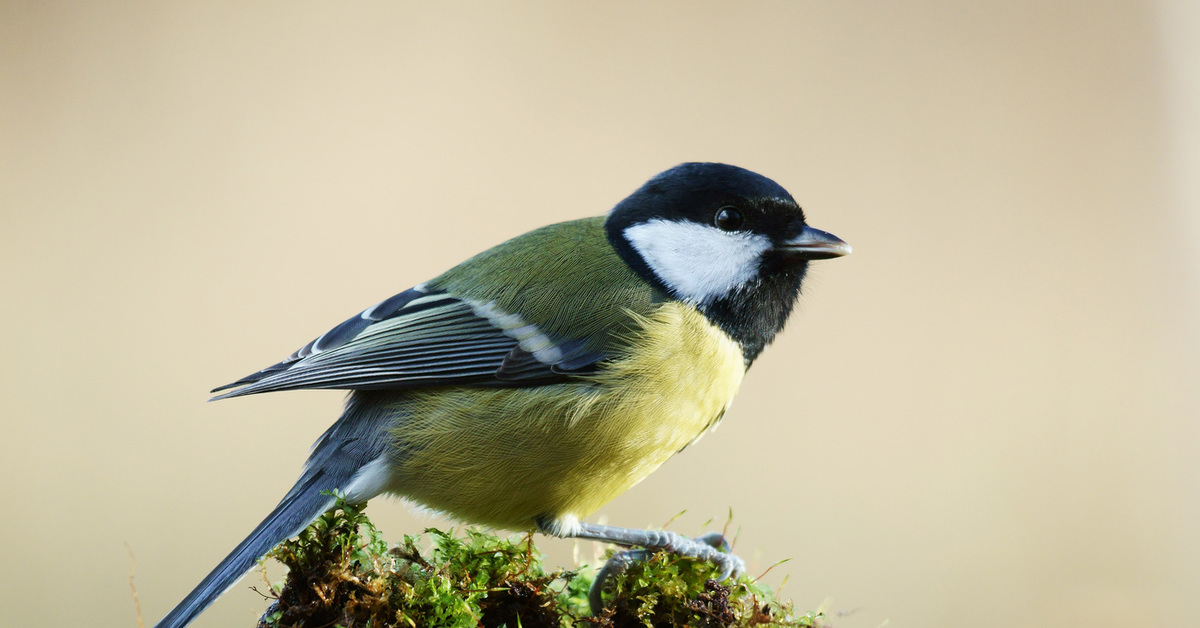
[[256, 501, 824, 628]]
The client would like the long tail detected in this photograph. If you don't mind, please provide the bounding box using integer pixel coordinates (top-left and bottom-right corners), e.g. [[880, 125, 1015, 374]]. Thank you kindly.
[[156, 392, 396, 627], [153, 474, 338, 628]]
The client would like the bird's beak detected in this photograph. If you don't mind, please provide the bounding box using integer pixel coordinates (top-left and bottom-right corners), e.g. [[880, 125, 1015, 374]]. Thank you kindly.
[[779, 226, 852, 260]]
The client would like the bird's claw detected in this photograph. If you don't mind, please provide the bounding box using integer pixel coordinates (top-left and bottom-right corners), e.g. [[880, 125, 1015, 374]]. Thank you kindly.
[[694, 532, 745, 580], [587, 532, 745, 615]]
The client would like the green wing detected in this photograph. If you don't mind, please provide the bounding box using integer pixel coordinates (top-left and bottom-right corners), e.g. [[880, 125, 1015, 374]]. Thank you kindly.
[[210, 217, 661, 400]]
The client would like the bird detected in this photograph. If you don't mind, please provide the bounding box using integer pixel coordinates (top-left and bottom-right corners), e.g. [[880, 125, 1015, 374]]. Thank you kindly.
[[154, 162, 851, 628]]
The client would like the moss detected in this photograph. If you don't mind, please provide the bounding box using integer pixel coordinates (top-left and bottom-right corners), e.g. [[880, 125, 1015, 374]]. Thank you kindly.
[[595, 550, 821, 628], [256, 498, 825, 628]]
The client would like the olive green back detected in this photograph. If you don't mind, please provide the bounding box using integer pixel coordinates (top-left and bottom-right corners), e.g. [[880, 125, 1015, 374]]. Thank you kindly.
[[425, 217, 663, 357]]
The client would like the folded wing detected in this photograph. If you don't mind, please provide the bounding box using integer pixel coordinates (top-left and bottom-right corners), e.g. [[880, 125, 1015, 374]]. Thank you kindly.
[[210, 287, 604, 400]]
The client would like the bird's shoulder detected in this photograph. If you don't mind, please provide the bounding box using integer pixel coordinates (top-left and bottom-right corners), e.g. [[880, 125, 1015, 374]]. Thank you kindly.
[[426, 216, 665, 356]]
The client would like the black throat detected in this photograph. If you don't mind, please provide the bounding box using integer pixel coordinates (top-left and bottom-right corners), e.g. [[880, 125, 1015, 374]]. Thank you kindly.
[[698, 252, 808, 365]]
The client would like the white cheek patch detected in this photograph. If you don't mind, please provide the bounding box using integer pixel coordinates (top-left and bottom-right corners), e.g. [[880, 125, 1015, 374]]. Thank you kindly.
[[623, 219, 772, 305]]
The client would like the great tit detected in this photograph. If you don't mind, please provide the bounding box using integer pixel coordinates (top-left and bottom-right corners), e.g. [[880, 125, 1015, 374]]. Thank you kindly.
[[155, 162, 850, 628]]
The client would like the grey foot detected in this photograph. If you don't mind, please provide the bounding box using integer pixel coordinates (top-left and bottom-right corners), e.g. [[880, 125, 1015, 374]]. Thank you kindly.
[[587, 531, 745, 615]]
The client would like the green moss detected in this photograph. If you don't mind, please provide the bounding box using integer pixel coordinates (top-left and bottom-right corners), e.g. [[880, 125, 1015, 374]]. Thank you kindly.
[[597, 550, 822, 628], [257, 498, 824, 628]]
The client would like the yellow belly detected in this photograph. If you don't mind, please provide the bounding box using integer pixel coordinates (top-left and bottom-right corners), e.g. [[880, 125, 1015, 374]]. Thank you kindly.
[[386, 301, 746, 530]]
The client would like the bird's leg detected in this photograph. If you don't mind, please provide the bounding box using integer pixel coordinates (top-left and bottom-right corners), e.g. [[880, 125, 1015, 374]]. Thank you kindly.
[[569, 522, 745, 614]]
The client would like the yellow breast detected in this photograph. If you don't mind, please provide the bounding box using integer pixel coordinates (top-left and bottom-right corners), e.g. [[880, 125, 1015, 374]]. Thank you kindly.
[[388, 302, 746, 531]]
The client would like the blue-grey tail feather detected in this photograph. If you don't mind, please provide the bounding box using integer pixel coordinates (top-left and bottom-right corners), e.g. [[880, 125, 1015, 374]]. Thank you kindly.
[[152, 475, 338, 628], [156, 391, 397, 628]]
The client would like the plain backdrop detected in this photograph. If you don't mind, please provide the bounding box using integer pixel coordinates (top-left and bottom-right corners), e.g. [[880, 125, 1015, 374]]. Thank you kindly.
[[2, 2, 1198, 627]]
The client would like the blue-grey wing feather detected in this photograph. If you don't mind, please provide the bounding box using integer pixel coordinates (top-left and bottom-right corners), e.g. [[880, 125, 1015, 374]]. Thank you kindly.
[[211, 287, 606, 400]]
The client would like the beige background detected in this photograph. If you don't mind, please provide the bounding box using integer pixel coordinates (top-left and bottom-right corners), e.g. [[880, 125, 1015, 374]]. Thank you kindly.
[[3, 2, 1198, 627]]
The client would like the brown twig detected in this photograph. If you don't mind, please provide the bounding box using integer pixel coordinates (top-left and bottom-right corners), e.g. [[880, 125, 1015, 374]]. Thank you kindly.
[[125, 543, 144, 628]]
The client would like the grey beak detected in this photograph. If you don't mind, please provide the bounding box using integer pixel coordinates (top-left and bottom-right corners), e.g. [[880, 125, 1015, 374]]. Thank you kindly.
[[780, 226, 852, 260]]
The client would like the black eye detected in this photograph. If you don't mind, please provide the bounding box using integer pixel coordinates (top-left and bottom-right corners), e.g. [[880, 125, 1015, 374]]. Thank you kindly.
[[714, 207, 743, 231]]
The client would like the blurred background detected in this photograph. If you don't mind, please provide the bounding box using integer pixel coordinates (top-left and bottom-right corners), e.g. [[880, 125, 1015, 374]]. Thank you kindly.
[[2, 2, 1197, 626]]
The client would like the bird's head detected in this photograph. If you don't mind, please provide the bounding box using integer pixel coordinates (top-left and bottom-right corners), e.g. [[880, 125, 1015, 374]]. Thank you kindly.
[[606, 162, 851, 361]]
